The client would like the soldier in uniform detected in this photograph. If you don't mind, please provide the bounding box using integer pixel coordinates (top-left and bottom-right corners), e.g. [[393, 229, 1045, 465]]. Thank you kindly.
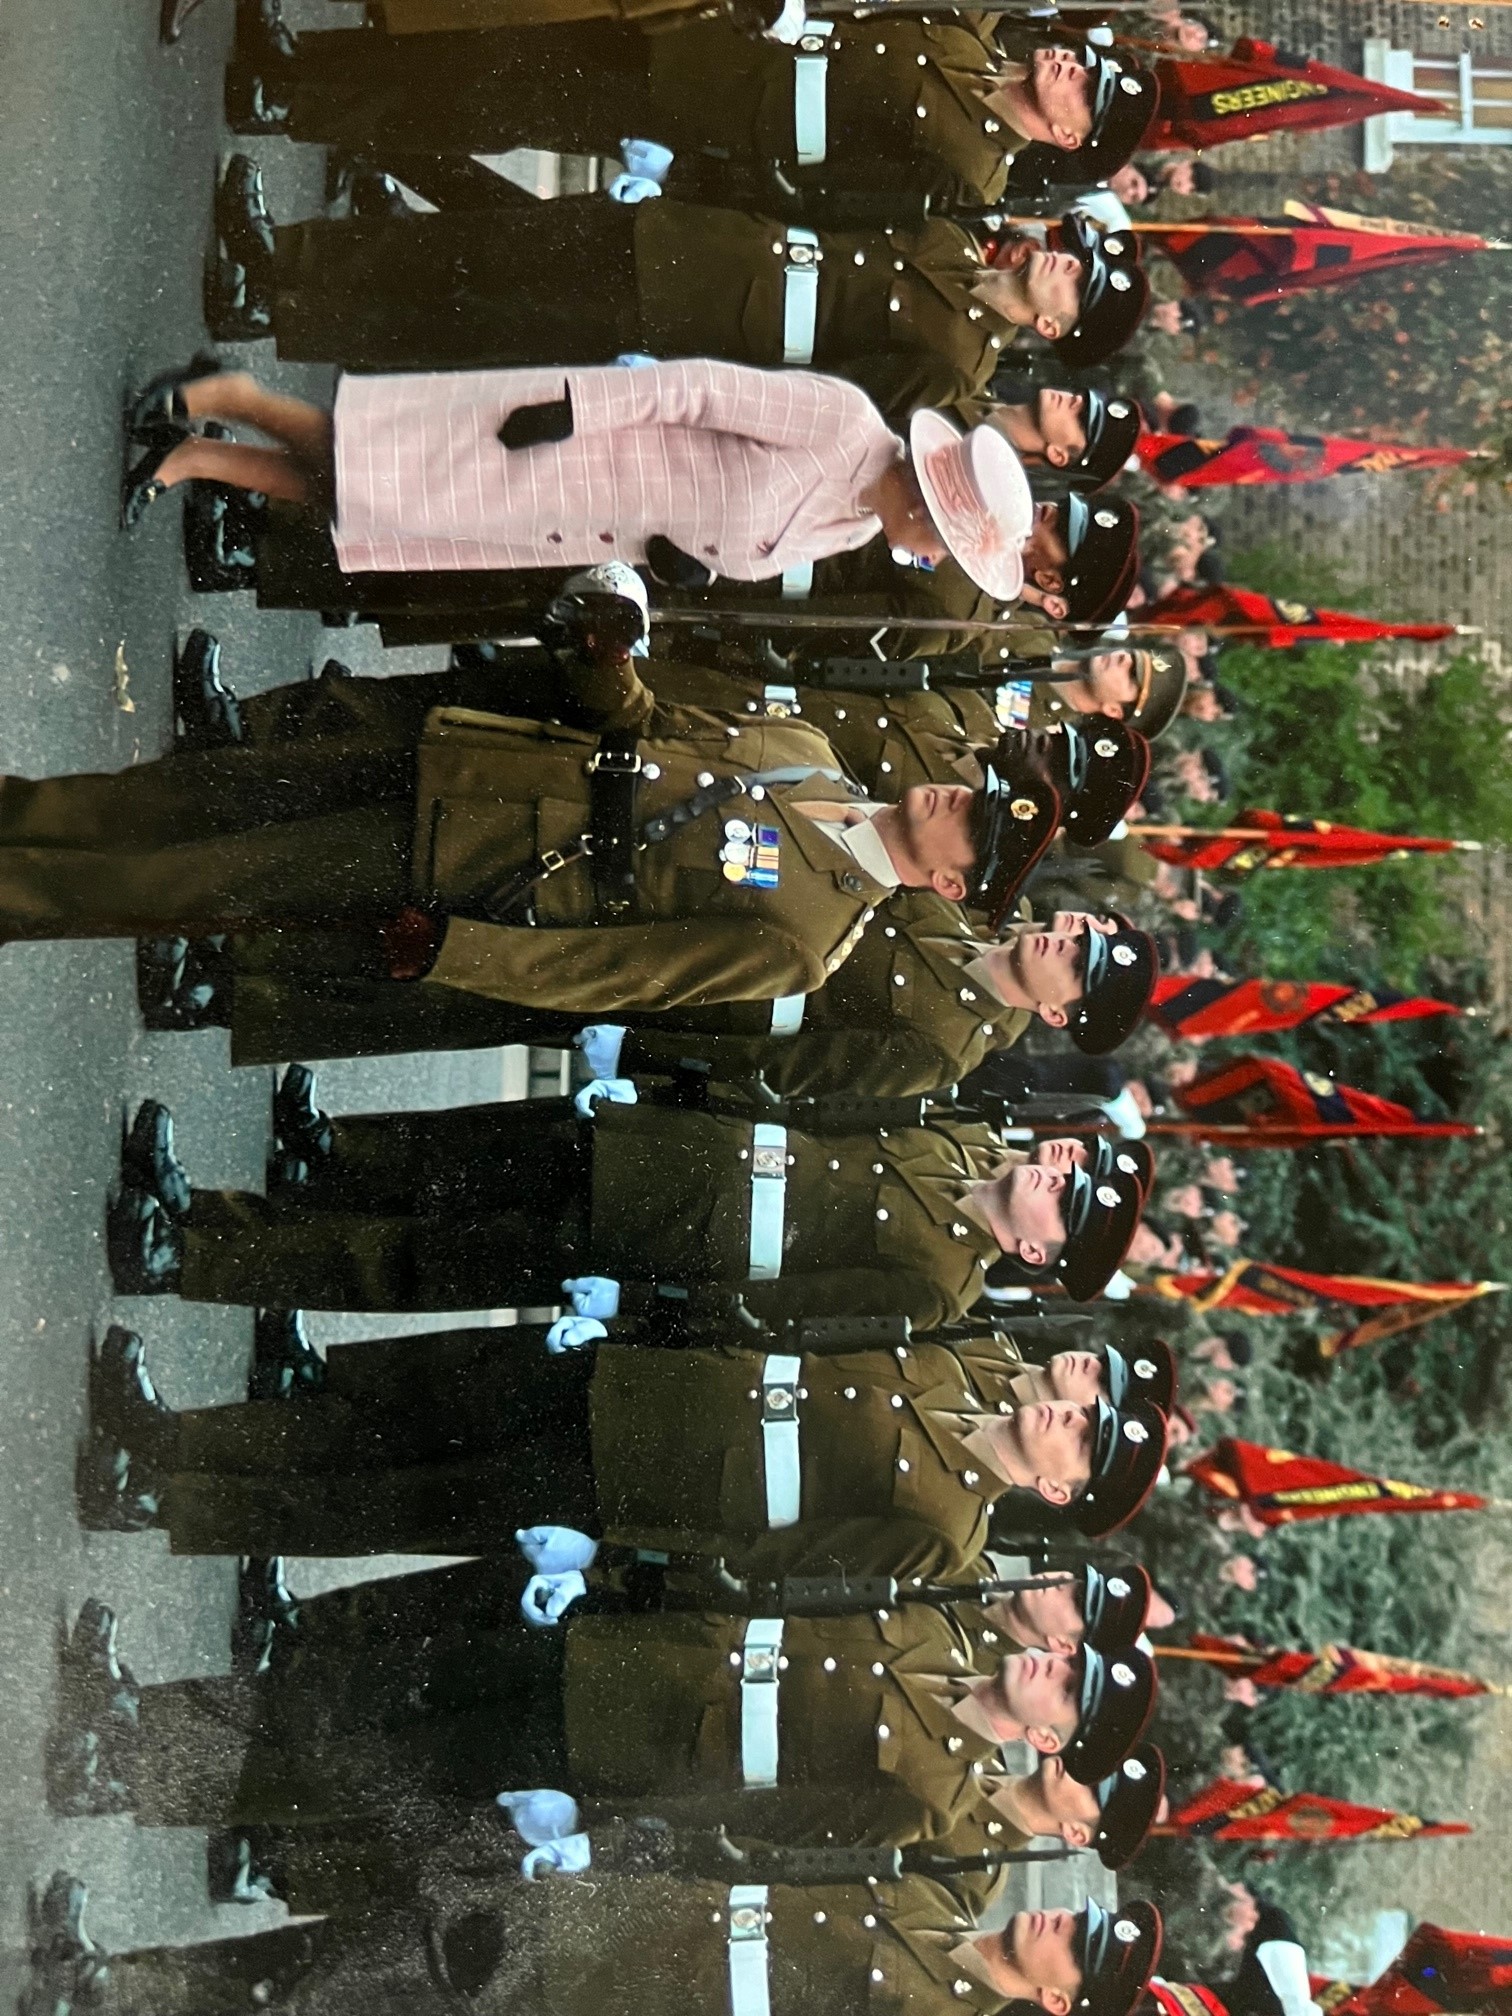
[[214, 174, 1147, 429], [21, 1871, 1164, 2016], [224, 1, 1159, 216], [84, 1299, 1167, 1563], [107, 1081, 1149, 1319]]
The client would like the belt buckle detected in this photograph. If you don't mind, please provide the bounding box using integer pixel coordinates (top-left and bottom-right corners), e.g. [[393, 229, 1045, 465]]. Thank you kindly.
[[752, 1143, 787, 1178], [762, 1381, 797, 1422], [729, 1904, 768, 1938], [786, 241, 817, 266], [586, 747, 644, 776], [742, 1646, 780, 1683]]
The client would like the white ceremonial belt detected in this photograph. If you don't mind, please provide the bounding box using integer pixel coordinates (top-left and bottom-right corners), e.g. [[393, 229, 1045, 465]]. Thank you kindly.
[[727, 1883, 773, 2016], [782, 226, 820, 363], [748, 1122, 788, 1280], [739, 1623, 785, 1787], [792, 23, 832, 165], [780, 563, 814, 598], [760, 1352, 803, 1529], [768, 992, 806, 1035]]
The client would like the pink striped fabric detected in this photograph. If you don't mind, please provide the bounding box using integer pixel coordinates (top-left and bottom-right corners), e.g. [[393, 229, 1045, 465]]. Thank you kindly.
[[332, 358, 903, 580]]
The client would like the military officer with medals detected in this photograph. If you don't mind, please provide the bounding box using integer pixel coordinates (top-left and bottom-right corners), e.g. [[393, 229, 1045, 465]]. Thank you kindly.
[[225, 1, 1159, 218], [20, 1870, 1164, 2016]]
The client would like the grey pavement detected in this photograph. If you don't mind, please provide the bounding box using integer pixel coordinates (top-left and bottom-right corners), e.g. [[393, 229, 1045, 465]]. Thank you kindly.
[[0, 0, 516, 1983]]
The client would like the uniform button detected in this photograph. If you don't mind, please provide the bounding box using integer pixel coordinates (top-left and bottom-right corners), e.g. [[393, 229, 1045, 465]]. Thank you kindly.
[[947, 1736, 964, 1753], [959, 988, 976, 1002], [828, 1157, 841, 1170], [644, 763, 661, 779], [984, 117, 1000, 132], [824, 1656, 839, 1670], [876, 1725, 890, 1741], [872, 1162, 885, 1174], [971, 1760, 984, 1775], [967, 306, 984, 321], [772, 240, 784, 254], [954, 1983, 973, 1997], [842, 1386, 857, 1399], [711, 1910, 724, 1922], [729, 1650, 743, 1665], [739, 1147, 750, 1161], [951, 1222, 970, 1237], [778, 1655, 790, 1670], [875, 38, 886, 49], [814, 1912, 827, 1924], [876, 1208, 890, 1220], [893, 259, 905, 272], [986, 1820, 1004, 1836], [872, 1971, 885, 1984], [896, 1457, 910, 1472], [879, 760, 892, 773], [981, 1022, 995, 1035], [854, 251, 866, 265], [864, 1915, 878, 1929], [876, 715, 889, 729], [884, 926, 897, 938], [951, 1648, 967, 1666], [989, 336, 1002, 350], [917, 52, 927, 63], [877, 1609, 890, 1621], [834, 706, 848, 720], [786, 1153, 796, 1166], [964, 1469, 980, 1486], [862, 908, 875, 923], [872, 1661, 886, 1676], [981, 1629, 998, 1644], [893, 973, 907, 986], [915, 103, 927, 115], [890, 1394, 904, 1409], [889, 297, 901, 311], [697, 771, 715, 787], [726, 726, 740, 738], [998, 1400, 1012, 1415], [895, 1345, 908, 1361]]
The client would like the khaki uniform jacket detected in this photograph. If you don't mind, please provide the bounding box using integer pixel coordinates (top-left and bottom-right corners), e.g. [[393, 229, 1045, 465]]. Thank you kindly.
[[589, 1104, 1007, 1327], [413, 708, 888, 1008], [563, 1601, 1008, 1845], [591, 1334, 1009, 1580], [644, 17, 1029, 211], [634, 207, 1016, 423], [617, 890, 1031, 1098]]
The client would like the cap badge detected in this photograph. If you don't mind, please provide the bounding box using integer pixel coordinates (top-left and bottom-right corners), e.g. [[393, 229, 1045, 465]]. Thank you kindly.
[[1116, 1153, 1138, 1174], [1112, 1661, 1136, 1689], [1010, 796, 1040, 822], [1096, 1184, 1120, 1208], [1124, 1757, 1147, 1781], [1114, 1918, 1141, 1943], [1124, 1420, 1150, 1445], [1104, 236, 1125, 256], [1110, 270, 1132, 293], [1112, 944, 1137, 966], [1107, 1576, 1130, 1598], [1094, 737, 1119, 758], [1135, 1358, 1157, 1381], [1095, 509, 1119, 529], [1108, 401, 1129, 418], [1119, 74, 1142, 94]]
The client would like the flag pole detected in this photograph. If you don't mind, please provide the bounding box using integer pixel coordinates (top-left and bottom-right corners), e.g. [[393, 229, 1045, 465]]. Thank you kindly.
[[1126, 821, 1483, 849]]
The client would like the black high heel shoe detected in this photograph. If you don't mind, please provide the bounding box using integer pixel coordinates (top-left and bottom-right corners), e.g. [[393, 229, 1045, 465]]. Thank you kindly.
[[127, 352, 220, 446], [121, 430, 189, 531]]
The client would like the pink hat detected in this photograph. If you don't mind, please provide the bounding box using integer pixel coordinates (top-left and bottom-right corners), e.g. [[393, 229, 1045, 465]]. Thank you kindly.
[[909, 409, 1032, 602]]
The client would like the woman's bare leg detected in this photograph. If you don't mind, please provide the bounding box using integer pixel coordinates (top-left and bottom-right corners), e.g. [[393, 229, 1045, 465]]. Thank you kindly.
[[182, 372, 334, 472], [151, 436, 315, 505]]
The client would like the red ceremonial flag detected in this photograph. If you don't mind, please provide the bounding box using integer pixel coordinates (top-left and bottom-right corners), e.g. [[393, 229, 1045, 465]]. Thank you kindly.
[[1159, 1774, 1471, 1843], [1145, 1264, 1501, 1357], [1143, 583, 1457, 647], [1148, 974, 1460, 1041], [1136, 425, 1474, 488], [1140, 203, 1502, 305], [1136, 811, 1464, 874], [1150, 40, 1447, 151], [1183, 1437, 1488, 1523], [1161, 1632, 1494, 1698], [1160, 1053, 1479, 1146], [1319, 1924, 1512, 2016]]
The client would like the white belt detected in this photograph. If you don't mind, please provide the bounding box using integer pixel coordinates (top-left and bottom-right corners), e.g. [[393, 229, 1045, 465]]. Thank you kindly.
[[780, 563, 814, 598], [792, 24, 832, 165], [739, 1622, 785, 1787], [769, 993, 806, 1035], [760, 1352, 803, 1528], [748, 1122, 788, 1279], [727, 1884, 773, 2016], [782, 226, 820, 363]]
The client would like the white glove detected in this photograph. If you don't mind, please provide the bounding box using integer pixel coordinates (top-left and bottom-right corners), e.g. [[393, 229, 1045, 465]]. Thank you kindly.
[[575, 1024, 628, 1078], [522, 1833, 593, 1880], [1100, 1086, 1148, 1139], [619, 136, 674, 183], [545, 1314, 608, 1354], [520, 1569, 588, 1625], [564, 1274, 621, 1318], [1101, 1269, 1135, 1302], [517, 1524, 601, 1573], [606, 173, 663, 203], [761, 0, 809, 39], [573, 1075, 638, 1118]]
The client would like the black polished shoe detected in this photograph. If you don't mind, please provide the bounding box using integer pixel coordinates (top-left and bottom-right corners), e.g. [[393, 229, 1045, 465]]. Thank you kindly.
[[250, 1309, 327, 1402], [106, 1190, 184, 1295], [121, 1101, 192, 1219], [21, 1871, 105, 2016], [121, 432, 187, 532], [224, 63, 291, 135], [160, 0, 208, 40], [208, 1830, 281, 1904], [76, 1434, 162, 1533], [234, 0, 297, 63], [136, 935, 232, 1030], [216, 155, 277, 285], [232, 1556, 301, 1677], [350, 168, 414, 221], [184, 461, 263, 593], [128, 351, 220, 447], [273, 1063, 332, 1161], [174, 629, 246, 749], [62, 1599, 142, 1736], [90, 1325, 174, 1452], [204, 242, 272, 343]]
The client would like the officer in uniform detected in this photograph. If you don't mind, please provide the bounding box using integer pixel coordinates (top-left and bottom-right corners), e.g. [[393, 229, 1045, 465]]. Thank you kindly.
[[227, 3, 1159, 217], [20, 1873, 1164, 2016], [85, 1304, 1167, 1564], [937, 1739, 1164, 1873], [109, 1085, 1149, 1320], [217, 177, 1148, 427]]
